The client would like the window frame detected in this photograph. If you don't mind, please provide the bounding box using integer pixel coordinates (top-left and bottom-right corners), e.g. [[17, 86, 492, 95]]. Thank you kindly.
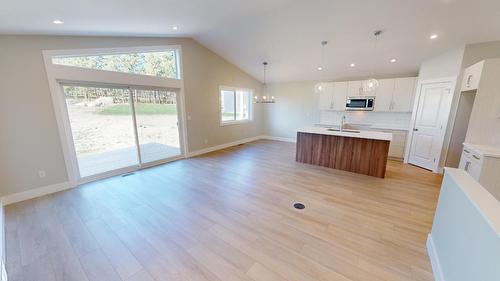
[[45, 45, 182, 80], [219, 86, 253, 126], [42, 45, 188, 185]]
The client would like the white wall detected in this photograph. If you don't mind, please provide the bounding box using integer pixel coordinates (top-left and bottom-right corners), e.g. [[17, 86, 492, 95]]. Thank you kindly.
[[0, 35, 263, 197], [445, 41, 500, 167], [417, 46, 466, 170], [263, 81, 320, 139], [428, 168, 500, 281]]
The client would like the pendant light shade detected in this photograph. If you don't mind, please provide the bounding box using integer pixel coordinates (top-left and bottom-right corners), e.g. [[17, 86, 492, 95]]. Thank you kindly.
[[363, 30, 382, 93], [314, 82, 325, 93], [314, 41, 328, 93]]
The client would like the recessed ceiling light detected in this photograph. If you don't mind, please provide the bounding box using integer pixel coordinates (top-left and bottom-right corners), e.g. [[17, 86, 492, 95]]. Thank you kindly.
[[390, 58, 397, 63], [430, 34, 438, 40], [317, 66, 323, 71], [350, 63, 356, 67], [172, 26, 178, 30], [52, 20, 64, 25]]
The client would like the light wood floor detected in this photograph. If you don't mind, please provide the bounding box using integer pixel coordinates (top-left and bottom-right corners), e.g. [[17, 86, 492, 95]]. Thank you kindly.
[[5, 140, 443, 281]]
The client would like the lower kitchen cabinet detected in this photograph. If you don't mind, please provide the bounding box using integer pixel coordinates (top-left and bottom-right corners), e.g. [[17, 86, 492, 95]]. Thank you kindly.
[[377, 129, 407, 160], [458, 143, 500, 200]]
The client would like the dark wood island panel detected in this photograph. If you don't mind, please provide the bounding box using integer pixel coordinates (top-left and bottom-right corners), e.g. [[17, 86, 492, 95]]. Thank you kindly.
[[296, 132, 390, 178]]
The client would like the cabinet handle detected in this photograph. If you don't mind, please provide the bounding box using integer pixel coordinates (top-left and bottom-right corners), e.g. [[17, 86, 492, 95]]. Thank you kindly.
[[413, 128, 419, 131], [472, 155, 480, 160], [464, 149, 470, 154], [466, 75, 473, 88], [465, 161, 470, 172]]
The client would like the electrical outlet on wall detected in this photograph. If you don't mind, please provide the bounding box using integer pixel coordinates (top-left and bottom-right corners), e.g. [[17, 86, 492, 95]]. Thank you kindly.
[[38, 170, 46, 178]]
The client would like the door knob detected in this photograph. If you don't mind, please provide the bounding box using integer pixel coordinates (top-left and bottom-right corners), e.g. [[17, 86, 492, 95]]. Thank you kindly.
[[413, 128, 418, 131]]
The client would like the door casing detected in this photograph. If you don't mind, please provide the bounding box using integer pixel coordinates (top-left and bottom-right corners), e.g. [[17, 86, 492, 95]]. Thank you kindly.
[[404, 77, 457, 172]]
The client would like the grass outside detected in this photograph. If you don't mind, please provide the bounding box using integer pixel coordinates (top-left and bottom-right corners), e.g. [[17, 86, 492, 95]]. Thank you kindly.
[[99, 103, 177, 115]]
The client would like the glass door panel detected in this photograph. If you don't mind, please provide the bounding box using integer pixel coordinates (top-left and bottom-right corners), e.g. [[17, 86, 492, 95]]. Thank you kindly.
[[63, 85, 139, 177], [133, 89, 181, 164]]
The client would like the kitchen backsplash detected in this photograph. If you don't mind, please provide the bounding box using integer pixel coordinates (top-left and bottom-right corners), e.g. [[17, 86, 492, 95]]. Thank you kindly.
[[320, 111, 412, 130]]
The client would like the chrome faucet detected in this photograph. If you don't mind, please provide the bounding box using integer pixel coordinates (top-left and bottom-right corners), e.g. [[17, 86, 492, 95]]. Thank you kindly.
[[340, 115, 346, 132]]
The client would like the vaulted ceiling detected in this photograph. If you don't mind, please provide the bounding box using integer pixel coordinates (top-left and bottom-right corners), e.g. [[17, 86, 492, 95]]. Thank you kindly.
[[1, 0, 500, 82]]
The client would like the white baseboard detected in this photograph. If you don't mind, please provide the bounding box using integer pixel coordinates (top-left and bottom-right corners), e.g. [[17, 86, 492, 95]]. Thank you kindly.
[[0, 202, 5, 281], [1, 181, 73, 206], [1, 261, 6, 281], [1, 135, 293, 206], [187, 136, 262, 158], [260, 135, 296, 143], [427, 234, 445, 281]]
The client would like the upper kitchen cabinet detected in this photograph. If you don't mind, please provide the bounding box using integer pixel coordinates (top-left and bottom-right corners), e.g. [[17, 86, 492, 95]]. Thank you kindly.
[[319, 82, 334, 110], [392, 77, 417, 112], [374, 79, 395, 111], [461, 61, 484, 92], [319, 82, 348, 111], [372, 77, 417, 112], [332, 82, 348, 111], [347, 80, 364, 97]]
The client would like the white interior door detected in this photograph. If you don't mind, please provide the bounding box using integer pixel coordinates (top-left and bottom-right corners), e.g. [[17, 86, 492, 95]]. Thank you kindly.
[[408, 81, 453, 171]]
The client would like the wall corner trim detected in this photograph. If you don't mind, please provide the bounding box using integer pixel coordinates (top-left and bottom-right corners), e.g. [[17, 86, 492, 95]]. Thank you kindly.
[[1, 181, 74, 206], [427, 234, 445, 281]]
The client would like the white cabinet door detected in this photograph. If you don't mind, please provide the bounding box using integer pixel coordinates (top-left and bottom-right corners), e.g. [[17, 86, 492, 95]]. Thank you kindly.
[[393, 77, 417, 112], [319, 83, 334, 110], [461, 61, 484, 92], [347, 80, 363, 97], [332, 82, 348, 111], [374, 79, 395, 112]]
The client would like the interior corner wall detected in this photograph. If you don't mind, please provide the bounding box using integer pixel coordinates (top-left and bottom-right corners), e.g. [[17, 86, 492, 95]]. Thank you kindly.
[[0, 35, 264, 198], [262, 81, 321, 139], [445, 40, 500, 167], [417, 46, 466, 170]]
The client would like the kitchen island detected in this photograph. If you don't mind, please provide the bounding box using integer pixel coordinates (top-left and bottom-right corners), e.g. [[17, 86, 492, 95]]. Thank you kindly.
[[296, 127, 392, 178]]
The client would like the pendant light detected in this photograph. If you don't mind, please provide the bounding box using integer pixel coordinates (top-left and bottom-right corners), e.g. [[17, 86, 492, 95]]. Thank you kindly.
[[314, 41, 328, 93], [363, 30, 382, 93], [254, 62, 275, 103]]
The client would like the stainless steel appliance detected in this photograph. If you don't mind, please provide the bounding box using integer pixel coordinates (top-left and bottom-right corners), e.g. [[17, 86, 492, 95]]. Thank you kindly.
[[345, 97, 375, 111]]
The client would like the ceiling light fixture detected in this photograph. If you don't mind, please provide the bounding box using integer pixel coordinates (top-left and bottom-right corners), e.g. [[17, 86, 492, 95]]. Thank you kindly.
[[390, 58, 397, 63], [430, 34, 438, 40], [172, 26, 178, 30], [52, 20, 64, 24], [350, 63, 356, 67], [314, 41, 328, 93], [362, 30, 382, 93], [254, 62, 275, 104]]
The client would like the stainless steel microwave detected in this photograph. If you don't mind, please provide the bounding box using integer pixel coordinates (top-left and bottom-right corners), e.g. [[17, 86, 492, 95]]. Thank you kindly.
[[345, 97, 375, 111]]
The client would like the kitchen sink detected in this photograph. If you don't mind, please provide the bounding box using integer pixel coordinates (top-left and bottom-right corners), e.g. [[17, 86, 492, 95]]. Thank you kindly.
[[327, 128, 360, 133]]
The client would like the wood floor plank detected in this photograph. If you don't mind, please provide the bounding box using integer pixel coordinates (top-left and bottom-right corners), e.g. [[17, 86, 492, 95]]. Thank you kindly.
[[5, 140, 441, 281]]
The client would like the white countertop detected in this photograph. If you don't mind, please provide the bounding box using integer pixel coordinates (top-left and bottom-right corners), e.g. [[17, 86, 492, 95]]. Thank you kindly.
[[298, 127, 392, 141], [463, 143, 500, 158], [316, 123, 409, 131], [444, 168, 500, 235]]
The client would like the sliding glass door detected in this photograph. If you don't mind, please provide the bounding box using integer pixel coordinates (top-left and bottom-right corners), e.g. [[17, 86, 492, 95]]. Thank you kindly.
[[133, 89, 181, 165], [62, 84, 182, 179]]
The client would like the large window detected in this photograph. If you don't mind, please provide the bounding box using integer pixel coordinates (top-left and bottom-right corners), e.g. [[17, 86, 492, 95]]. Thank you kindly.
[[220, 86, 252, 125], [52, 49, 180, 79]]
